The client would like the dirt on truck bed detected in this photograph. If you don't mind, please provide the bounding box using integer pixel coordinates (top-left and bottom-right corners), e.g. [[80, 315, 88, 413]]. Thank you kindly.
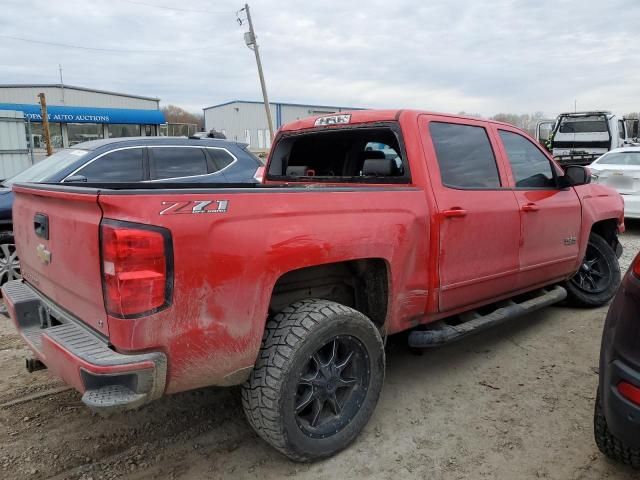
[[2, 228, 640, 480]]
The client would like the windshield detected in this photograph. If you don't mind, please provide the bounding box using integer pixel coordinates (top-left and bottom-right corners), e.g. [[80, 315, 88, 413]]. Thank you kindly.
[[558, 116, 608, 134], [3, 149, 89, 187], [595, 151, 640, 166]]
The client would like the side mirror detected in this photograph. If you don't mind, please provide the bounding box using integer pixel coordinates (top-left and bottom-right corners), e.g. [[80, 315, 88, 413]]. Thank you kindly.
[[63, 174, 88, 183], [562, 165, 591, 187]]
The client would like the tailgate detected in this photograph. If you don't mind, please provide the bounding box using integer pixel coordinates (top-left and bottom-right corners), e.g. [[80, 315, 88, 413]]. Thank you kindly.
[[12, 184, 108, 336]]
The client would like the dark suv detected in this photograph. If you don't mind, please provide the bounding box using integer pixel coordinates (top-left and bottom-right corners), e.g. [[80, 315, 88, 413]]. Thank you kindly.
[[0, 137, 261, 284], [595, 251, 640, 468]]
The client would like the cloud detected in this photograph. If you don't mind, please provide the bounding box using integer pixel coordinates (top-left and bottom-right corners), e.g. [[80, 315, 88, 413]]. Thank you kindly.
[[2, 0, 639, 117]]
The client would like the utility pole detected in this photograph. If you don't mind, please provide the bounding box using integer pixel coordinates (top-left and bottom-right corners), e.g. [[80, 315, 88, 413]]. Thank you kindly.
[[38, 93, 53, 156], [239, 4, 274, 141]]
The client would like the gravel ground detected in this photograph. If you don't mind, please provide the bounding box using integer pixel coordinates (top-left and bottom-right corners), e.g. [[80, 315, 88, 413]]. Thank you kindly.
[[1, 222, 640, 480]]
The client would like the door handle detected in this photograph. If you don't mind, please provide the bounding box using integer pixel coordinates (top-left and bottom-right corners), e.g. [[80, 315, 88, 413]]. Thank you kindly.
[[521, 203, 539, 212], [443, 208, 468, 218]]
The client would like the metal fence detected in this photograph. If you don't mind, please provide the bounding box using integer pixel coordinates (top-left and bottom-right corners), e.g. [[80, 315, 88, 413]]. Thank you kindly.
[[0, 110, 32, 179]]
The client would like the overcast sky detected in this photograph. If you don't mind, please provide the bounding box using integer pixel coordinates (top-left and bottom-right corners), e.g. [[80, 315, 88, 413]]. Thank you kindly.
[[2, 0, 639, 117]]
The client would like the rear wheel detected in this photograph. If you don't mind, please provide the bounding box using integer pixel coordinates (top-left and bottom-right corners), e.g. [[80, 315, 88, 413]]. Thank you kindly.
[[594, 389, 640, 469], [564, 233, 619, 307], [242, 299, 385, 462], [0, 232, 20, 286]]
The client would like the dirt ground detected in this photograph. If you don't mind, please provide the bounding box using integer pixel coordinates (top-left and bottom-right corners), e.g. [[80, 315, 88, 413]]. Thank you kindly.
[[2, 225, 640, 480]]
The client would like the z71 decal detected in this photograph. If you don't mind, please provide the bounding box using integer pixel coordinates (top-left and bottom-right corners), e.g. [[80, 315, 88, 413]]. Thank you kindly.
[[160, 200, 229, 215]]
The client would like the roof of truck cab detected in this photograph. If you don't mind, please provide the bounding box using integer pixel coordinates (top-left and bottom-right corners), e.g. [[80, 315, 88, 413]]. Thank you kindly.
[[278, 109, 526, 133]]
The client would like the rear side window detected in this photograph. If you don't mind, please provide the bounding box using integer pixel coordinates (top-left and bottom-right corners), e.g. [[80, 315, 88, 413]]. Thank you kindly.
[[499, 130, 556, 188], [429, 122, 501, 188], [76, 148, 144, 182], [150, 147, 208, 180], [207, 148, 235, 170]]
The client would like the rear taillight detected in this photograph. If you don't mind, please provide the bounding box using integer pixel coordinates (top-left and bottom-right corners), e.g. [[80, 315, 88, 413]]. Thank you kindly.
[[618, 381, 640, 406], [632, 253, 640, 278], [253, 165, 265, 183], [100, 221, 172, 318]]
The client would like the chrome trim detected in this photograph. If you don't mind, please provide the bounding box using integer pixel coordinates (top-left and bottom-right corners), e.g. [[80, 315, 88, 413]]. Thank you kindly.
[[62, 145, 238, 183]]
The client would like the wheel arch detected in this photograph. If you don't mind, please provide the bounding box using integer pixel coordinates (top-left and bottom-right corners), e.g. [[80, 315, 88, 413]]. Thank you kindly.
[[591, 218, 621, 255], [268, 258, 390, 331]]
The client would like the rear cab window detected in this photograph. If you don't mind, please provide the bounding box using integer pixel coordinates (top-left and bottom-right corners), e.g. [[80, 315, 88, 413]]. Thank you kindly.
[[266, 124, 409, 183]]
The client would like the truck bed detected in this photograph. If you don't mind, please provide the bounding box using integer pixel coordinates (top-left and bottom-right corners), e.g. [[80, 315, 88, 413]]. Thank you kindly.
[[11, 180, 428, 394]]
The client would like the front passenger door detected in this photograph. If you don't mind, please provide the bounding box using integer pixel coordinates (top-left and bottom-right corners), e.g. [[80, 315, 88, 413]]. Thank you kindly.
[[496, 128, 581, 289]]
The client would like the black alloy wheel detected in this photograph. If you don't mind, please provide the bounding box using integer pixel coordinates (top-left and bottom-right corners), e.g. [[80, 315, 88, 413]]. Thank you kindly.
[[570, 242, 612, 294], [295, 336, 369, 438]]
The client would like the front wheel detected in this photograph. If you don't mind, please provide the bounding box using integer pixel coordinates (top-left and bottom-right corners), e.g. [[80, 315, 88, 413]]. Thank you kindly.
[[241, 299, 385, 462], [564, 233, 620, 307]]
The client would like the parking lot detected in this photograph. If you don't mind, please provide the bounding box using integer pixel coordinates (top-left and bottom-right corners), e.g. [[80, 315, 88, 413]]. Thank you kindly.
[[0, 223, 638, 480]]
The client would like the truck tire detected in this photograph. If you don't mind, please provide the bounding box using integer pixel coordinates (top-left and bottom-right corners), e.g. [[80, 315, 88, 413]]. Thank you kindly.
[[241, 299, 385, 462], [564, 233, 620, 307], [594, 390, 640, 469], [0, 232, 20, 286]]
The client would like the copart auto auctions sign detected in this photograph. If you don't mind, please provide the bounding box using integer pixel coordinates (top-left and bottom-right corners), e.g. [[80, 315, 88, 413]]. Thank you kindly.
[[24, 112, 110, 123]]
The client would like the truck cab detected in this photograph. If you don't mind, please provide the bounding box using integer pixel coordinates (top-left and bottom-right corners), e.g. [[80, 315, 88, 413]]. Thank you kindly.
[[538, 111, 639, 166]]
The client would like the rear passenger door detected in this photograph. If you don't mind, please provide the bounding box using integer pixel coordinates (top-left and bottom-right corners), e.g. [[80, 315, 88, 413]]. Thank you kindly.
[[494, 127, 581, 288], [420, 116, 521, 312], [148, 146, 215, 181]]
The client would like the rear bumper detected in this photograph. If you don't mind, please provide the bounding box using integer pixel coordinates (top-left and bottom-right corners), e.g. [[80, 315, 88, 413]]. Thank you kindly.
[[621, 194, 640, 219], [601, 360, 640, 449], [1, 280, 167, 414], [599, 271, 640, 449]]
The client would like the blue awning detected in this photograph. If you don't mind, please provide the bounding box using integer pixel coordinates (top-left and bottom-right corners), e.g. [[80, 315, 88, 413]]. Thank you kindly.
[[0, 103, 165, 125]]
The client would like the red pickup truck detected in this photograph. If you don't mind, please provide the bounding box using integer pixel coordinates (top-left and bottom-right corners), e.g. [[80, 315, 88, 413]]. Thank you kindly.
[[3, 110, 624, 461]]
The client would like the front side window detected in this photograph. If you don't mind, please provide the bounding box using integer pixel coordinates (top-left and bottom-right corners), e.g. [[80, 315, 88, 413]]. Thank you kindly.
[[150, 147, 208, 180], [429, 122, 501, 188], [75, 148, 144, 182], [499, 130, 556, 188]]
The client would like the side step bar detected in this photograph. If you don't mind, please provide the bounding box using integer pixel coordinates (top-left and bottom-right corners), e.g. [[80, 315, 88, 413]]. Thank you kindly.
[[408, 285, 567, 348]]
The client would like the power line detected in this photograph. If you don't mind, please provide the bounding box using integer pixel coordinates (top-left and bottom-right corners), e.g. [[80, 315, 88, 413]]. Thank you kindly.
[[119, 0, 231, 14], [0, 34, 235, 53]]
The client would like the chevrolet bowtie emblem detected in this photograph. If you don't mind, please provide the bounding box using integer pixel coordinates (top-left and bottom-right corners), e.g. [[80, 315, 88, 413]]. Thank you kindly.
[[36, 244, 51, 264]]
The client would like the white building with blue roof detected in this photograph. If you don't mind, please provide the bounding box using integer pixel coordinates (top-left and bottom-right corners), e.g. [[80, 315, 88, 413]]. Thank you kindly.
[[0, 84, 165, 150]]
